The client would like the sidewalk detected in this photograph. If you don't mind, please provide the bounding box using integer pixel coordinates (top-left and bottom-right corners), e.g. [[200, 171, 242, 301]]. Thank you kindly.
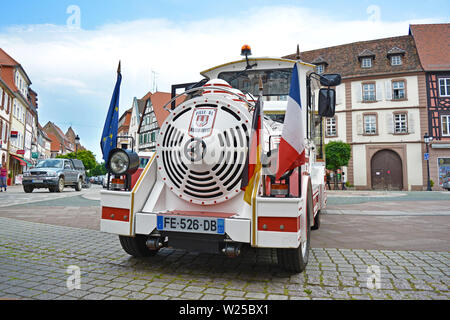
[[325, 190, 450, 216]]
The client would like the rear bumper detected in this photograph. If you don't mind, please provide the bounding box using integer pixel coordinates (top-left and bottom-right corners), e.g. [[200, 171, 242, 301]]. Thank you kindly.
[[134, 212, 251, 244]]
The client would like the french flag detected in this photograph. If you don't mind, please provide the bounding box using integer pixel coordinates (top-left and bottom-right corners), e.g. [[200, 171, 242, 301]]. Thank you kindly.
[[275, 63, 306, 180]]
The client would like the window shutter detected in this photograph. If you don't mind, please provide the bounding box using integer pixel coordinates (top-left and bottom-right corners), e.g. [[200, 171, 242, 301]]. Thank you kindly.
[[385, 81, 392, 101], [355, 83, 362, 103], [376, 82, 383, 101], [336, 85, 343, 105], [387, 113, 394, 134], [357, 114, 363, 135], [408, 113, 415, 134]]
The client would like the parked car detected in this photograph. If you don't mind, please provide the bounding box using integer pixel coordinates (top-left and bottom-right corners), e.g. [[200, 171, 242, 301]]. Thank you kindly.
[[22, 158, 86, 193]]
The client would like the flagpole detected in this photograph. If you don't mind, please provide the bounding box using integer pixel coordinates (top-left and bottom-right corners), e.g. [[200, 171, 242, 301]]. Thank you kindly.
[[258, 76, 265, 196]]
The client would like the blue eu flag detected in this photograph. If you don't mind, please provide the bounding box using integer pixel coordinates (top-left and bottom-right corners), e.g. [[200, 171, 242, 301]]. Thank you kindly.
[[101, 62, 122, 163]]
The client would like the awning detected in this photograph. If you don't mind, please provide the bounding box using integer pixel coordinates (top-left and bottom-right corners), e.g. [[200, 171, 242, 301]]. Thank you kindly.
[[11, 155, 31, 166]]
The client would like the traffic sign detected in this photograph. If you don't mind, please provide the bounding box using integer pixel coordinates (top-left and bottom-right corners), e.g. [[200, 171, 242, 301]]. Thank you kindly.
[[424, 153, 429, 161]]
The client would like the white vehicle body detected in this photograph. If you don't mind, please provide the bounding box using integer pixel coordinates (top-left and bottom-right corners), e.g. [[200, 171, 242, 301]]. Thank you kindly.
[[100, 55, 329, 272]]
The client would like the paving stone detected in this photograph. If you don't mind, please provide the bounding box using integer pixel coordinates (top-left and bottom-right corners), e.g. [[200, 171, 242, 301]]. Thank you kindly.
[[201, 294, 224, 300], [161, 289, 183, 298], [146, 294, 170, 300], [180, 291, 204, 300]]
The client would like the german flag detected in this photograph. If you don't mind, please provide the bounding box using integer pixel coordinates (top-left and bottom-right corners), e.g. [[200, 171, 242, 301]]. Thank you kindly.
[[241, 97, 263, 205]]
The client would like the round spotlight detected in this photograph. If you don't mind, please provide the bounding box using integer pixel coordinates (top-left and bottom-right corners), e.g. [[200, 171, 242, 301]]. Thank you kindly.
[[107, 149, 139, 175]]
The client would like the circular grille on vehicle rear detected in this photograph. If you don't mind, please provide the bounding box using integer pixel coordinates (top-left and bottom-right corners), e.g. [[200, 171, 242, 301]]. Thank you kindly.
[[156, 95, 251, 205]]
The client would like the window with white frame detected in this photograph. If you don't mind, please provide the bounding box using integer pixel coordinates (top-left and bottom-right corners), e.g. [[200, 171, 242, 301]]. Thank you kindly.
[[392, 80, 406, 100], [364, 115, 377, 135], [391, 55, 402, 66], [362, 83, 376, 102], [394, 113, 408, 134], [361, 58, 372, 68], [439, 78, 450, 97], [325, 117, 337, 137], [442, 115, 450, 136], [317, 64, 324, 74]]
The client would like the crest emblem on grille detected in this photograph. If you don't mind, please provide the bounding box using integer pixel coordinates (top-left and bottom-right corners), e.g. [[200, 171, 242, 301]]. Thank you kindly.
[[189, 107, 217, 138], [196, 115, 209, 127]]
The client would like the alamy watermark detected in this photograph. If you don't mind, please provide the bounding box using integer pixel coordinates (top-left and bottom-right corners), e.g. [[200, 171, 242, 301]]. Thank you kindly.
[[66, 265, 81, 290], [66, 5, 81, 30], [366, 265, 381, 289]]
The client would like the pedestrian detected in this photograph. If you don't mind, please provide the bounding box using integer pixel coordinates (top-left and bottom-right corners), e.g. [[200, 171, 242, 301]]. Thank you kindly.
[[342, 172, 347, 190], [0, 163, 7, 192], [326, 171, 331, 190]]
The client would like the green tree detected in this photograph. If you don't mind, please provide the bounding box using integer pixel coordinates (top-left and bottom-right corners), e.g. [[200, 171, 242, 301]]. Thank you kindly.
[[56, 149, 97, 172], [325, 141, 351, 190], [89, 162, 107, 177]]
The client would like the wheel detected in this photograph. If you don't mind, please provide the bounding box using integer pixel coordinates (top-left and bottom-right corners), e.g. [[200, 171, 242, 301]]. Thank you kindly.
[[75, 179, 82, 191], [23, 186, 34, 193], [311, 210, 321, 231], [119, 235, 159, 258], [56, 177, 65, 193], [277, 188, 312, 273]]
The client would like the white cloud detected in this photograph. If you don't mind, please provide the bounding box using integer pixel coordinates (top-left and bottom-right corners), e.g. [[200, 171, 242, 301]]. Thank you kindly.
[[0, 5, 444, 160]]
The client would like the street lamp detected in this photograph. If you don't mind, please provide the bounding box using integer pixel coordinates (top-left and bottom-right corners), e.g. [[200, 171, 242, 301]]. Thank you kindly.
[[75, 135, 80, 158], [424, 133, 433, 191]]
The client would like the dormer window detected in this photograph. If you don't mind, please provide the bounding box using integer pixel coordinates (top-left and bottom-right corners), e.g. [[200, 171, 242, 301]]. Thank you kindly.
[[387, 46, 405, 67], [317, 64, 324, 74], [361, 58, 372, 68], [312, 56, 328, 75], [358, 49, 375, 69], [391, 55, 402, 66]]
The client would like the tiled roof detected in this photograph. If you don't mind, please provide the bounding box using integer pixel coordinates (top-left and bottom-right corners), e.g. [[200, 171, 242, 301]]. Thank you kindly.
[[118, 108, 132, 132], [284, 35, 423, 78], [0, 65, 18, 91], [43, 122, 72, 150], [150, 92, 172, 128], [409, 23, 450, 71], [0, 48, 19, 66]]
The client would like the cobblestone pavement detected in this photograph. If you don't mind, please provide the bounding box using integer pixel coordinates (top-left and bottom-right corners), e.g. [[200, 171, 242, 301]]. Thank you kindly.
[[0, 217, 448, 300]]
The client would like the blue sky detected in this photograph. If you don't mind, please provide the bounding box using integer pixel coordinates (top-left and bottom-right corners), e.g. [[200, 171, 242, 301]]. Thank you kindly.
[[0, 1, 448, 161]]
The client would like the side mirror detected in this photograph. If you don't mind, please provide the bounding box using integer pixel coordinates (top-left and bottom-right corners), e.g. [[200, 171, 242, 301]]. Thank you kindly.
[[320, 74, 341, 87], [318, 88, 336, 117]]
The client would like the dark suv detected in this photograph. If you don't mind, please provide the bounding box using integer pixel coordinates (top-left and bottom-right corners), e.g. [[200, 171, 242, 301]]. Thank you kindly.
[[22, 158, 86, 193]]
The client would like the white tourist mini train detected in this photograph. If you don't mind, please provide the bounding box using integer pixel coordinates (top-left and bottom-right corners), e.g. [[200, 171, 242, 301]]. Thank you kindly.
[[100, 46, 340, 272]]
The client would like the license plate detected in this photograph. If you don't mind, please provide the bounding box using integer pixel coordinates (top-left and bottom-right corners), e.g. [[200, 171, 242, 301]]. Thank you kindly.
[[33, 180, 43, 183], [157, 215, 225, 235]]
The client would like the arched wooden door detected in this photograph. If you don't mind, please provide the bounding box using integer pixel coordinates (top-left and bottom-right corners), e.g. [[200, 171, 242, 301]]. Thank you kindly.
[[371, 149, 403, 190]]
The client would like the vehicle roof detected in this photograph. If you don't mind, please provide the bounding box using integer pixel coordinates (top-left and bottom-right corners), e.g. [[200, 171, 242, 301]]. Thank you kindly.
[[200, 57, 315, 78]]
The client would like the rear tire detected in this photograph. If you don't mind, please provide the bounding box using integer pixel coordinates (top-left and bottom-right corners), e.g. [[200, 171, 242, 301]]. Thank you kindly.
[[277, 188, 312, 273], [119, 235, 159, 258], [311, 210, 321, 230]]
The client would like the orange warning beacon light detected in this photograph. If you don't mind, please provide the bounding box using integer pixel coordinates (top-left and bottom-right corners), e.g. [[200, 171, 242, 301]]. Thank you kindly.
[[241, 44, 252, 57]]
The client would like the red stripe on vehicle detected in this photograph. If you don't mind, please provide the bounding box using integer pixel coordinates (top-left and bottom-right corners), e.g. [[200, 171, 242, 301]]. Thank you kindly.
[[258, 217, 300, 232], [102, 207, 130, 222]]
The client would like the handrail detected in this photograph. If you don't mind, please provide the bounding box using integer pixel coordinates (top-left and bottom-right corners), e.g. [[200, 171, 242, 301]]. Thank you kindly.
[[162, 86, 256, 112]]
